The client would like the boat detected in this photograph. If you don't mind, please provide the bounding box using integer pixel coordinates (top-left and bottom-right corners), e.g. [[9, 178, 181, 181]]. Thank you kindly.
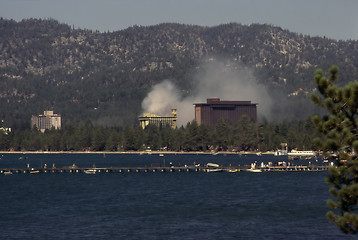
[[247, 168, 262, 173], [3, 170, 13, 175], [84, 169, 97, 174], [207, 163, 220, 168], [288, 150, 316, 156], [30, 168, 40, 174], [226, 169, 239, 173], [205, 168, 223, 172], [205, 163, 222, 172], [247, 162, 262, 172]]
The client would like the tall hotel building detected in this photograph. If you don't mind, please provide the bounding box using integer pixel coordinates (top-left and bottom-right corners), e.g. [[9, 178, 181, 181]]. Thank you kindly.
[[194, 98, 257, 127], [31, 111, 61, 132]]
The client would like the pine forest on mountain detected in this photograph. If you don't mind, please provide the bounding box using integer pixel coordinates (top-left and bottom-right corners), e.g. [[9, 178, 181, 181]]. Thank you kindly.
[[0, 18, 357, 152]]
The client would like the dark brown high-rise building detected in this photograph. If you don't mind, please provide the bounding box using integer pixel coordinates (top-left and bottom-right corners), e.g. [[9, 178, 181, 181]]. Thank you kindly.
[[194, 98, 257, 127]]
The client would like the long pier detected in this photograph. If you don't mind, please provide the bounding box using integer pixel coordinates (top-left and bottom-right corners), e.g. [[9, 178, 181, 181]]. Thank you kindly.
[[0, 165, 330, 175]]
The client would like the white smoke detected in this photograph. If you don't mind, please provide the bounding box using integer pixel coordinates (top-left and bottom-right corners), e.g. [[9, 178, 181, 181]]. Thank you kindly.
[[141, 59, 273, 126], [141, 80, 181, 116]]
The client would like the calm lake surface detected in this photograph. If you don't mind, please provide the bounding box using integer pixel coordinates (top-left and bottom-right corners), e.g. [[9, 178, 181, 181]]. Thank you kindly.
[[0, 153, 354, 239]]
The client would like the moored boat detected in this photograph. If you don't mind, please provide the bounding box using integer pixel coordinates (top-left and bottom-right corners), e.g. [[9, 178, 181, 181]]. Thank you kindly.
[[3, 170, 13, 175], [84, 169, 96, 174], [30, 169, 40, 174], [205, 163, 222, 172], [246, 168, 262, 173], [288, 150, 316, 156], [206, 168, 223, 172]]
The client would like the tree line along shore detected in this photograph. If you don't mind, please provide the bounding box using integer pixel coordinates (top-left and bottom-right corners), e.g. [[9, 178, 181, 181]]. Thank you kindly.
[[0, 117, 319, 153]]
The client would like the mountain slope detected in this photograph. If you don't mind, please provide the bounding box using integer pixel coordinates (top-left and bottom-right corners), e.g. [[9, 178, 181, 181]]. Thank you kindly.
[[0, 18, 357, 128]]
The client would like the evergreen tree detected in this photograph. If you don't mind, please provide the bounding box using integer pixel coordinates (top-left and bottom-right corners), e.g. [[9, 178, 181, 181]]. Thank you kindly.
[[122, 125, 136, 151], [74, 121, 93, 150], [106, 130, 121, 151], [160, 125, 175, 151], [183, 121, 200, 151], [233, 115, 257, 151], [214, 118, 231, 151], [0, 132, 10, 150], [197, 124, 211, 151], [259, 121, 277, 151], [311, 66, 358, 234], [144, 124, 161, 150], [43, 128, 62, 151], [173, 127, 185, 152], [92, 127, 106, 151], [61, 124, 76, 151], [133, 126, 145, 151]]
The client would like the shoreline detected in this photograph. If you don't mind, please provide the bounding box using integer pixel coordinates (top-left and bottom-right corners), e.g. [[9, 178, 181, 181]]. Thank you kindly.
[[0, 151, 275, 155]]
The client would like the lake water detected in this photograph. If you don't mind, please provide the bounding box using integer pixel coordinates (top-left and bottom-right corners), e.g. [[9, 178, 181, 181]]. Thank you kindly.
[[0, 153, 354, 239]]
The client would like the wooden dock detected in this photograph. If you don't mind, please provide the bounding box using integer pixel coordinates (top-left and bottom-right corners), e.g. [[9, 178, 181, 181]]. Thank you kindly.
[[0, 165, 330, 175]]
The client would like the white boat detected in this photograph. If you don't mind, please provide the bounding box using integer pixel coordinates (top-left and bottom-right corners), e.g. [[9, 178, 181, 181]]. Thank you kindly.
[[288, 150, 316, 156], [3, 170, 13, 175], [205, 163, 222, 172], [207, 163, 220, 168], [30, 169, 40, 174], [247, 168, 262, 173], [84, 169, 97, 174], [205, 168, 223, 172]]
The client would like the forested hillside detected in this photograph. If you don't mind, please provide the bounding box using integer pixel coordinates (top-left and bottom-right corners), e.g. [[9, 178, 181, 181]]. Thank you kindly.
[[1, 18, 357, 129]]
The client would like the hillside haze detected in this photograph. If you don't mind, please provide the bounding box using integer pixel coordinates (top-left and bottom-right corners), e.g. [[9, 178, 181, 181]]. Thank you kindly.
[[1, 18, 358, 128]]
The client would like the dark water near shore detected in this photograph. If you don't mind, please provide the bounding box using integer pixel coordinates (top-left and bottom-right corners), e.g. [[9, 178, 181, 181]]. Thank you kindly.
[[0, 153, 354, 239]]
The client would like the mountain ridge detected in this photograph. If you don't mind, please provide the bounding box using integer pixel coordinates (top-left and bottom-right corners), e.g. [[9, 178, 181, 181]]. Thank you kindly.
[[0, 18, 357, 128]]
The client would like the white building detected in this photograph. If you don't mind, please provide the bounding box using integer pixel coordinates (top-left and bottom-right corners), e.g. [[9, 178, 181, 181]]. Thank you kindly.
[[31, 111, 61, 133]]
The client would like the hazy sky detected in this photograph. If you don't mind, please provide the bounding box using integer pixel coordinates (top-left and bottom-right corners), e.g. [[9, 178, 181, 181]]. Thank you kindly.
[[1, 0, 358, 40]]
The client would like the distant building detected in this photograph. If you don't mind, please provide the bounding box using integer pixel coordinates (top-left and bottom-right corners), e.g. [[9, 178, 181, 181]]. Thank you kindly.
[[0, 127, 11, 135], [194, 98, 257, 127], [31, 110, 61, 132], [139, 109, 177, 129]]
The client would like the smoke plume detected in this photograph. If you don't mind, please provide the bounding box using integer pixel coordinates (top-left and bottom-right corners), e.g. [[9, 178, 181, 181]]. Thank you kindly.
[[141, 59, 273, 126]]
